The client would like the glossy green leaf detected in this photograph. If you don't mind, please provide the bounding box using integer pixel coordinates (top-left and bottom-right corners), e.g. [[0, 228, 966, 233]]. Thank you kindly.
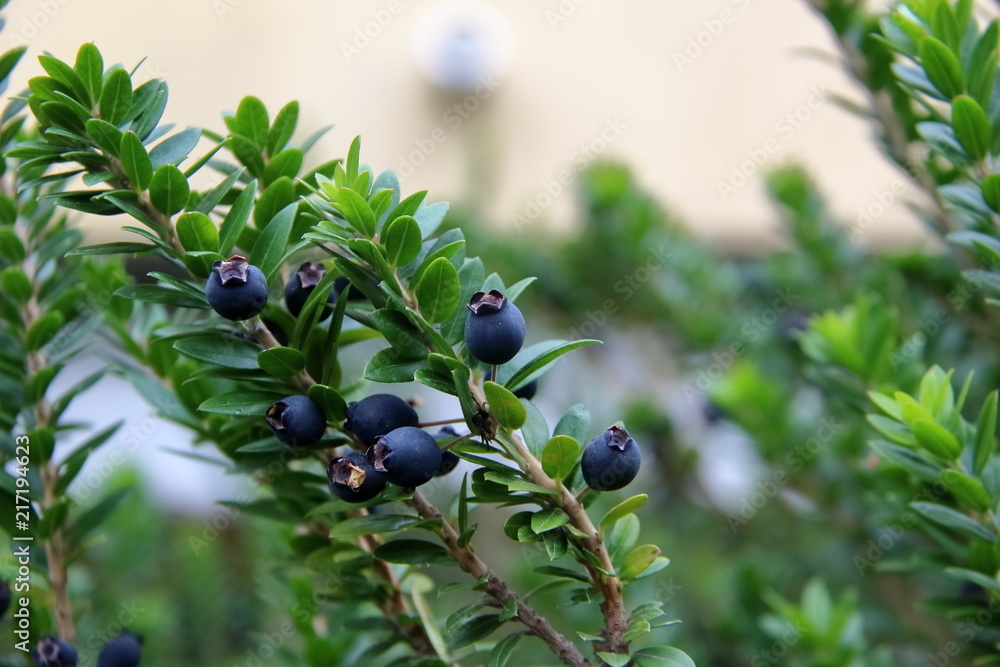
[[26, 312, 64, 351], [541, 435, 579, 480], [114, 284, 209, 309], [119, 131, 153, 190], [149, 127, 202, 168], [198, 390, 285, 416], [974, 391, 998, 475], [632, 646, 697, 667], [149, 164, 190, 216], [531, 508, 569, 533], [488, 631, 525, 667], [951, 96, 991, 161], [364, 348, 424, 383], [912, 418, 962, 459], [920, 37, 965, 98], [599, 494, 649, 530], [258, 346, 305, 378], [940, 469, 992, 512], [981, 174, 1000, 213], [483, 381, 526, 430], [237, 95, 269, 148], [66, 241, 156, 256], [597, 653, 630, 667], [218, 180, 257, 255], [99, 68, 132, 125], [328, 513, 429, 537], [505, 340, 602, 393], [267, 100, 298, 156], [173, 335, 260, 369], [373, 539, 453, 566], [74, 43, 103, 104], [911, 501, 996, 541], [416, 256, 461, 324], [383, 215, 422, 266], [308, 384, 347, 421], [250, 201, 297, 280], [0, 266, 32, 304], [175, 212, 219, 253], [620, 544, 662, 581], [338, 187, 376, 237]]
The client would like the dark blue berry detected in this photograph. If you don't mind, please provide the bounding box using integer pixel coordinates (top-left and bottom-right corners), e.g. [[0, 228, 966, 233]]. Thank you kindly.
[[581, 426, 641, 491], [284, 261, 336, 319], [484, 370, 538, 400], [97, 632, 142, 667], [334, 276, 367, 301], [266, 395, 327, 447], [33, 636, 78, 666], [205, 255, 268, 321], [464, 290, 525, 365], [328, 450, 387, 503], [368, 427, 442, 488], [344, 394, 419, 447]]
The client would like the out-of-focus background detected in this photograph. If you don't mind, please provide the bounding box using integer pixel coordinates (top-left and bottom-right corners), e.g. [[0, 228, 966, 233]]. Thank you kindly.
[[4, 0, 924, 248]]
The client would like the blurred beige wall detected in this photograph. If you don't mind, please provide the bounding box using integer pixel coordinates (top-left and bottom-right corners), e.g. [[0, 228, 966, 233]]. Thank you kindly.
[[0, 0, 974, 250]]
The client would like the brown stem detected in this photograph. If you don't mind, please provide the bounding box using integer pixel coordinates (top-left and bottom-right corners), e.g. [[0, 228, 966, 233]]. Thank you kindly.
[[505, 432, 629, 655], [407, 491, 592, 667]]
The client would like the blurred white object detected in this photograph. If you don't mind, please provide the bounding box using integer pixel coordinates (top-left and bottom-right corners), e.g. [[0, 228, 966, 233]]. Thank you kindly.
[[411, 1, 514, 91]]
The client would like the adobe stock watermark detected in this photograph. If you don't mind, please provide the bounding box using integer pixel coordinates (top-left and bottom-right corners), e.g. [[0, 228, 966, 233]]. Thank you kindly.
[[751, 619, 806, 667], [716, 86, 829, 203], [545, 0, 590, 30], [681, 288, 800, 403], [673, 0, 753, 73], [566, 244, 670, 341], [395, 74, 502, 182], [510, 116, 628, 232], [339, 1, 404, 62], [4, 0, 73, 48], [725, 415, 845, 533], [78, 600, 145, 666]]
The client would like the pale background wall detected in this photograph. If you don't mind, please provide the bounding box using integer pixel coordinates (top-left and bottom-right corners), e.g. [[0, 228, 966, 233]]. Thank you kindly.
[[0, 0, 961, 251]]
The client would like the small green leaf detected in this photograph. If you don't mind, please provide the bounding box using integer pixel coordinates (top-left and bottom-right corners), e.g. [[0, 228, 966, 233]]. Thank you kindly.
[[599, 494, 649, 530], [951, 96, 991, 161], [920, 37, 965, 98], [115, 284, 209, 309], [383, 215, 423, 266], [175, 212, 219, 253], [488, 631, 525, 667], [364, 348, 425, 383], [346, 135, 361, 181], [447, 614, 503, 651], [531, 508, 569, 533], [86, 118, 124, 157], [119, 131, 153, 190], [484, 381, 527, 430], [911, 501, 996, 542], [267, 100, 298, 156], [912, 418, 962, 459], [981, 174, 1000, 213], [198, 390, 285, 416], [620, 544, 661, 581], [74, 43, 103, 104], [258, 347, 305, 378], [250, 201, 297, 280], [374, 539, 453, 566], [974, 391, 998, 475], [541, 435, 579, 480], [219, 180, 257, 255], [338, 187, 376, 237], [149, 164, 190, 216], [416, 256, 461, 323], [26, 312, 64, 351], [597, 652, 631, 667], [263, 148, 303, 185], [505, 340, 602, 392], [173, 335, 260, 369], [632, 646, 697, 667], [308, 384, 347, 421], [99, 68, 132, 125], [66, 488, 131, 546], [66, 241, 156, 256], [0, 266, 32, 304], [941, 469, 992, 512], [237, 95, 269, 147], [329, 513, 428, 537]]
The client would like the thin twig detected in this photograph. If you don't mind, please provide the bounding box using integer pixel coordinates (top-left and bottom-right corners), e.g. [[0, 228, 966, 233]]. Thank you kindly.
[[407, 491, 593, 667]]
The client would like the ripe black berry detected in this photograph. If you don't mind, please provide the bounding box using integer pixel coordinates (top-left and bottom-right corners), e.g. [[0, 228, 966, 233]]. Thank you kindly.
[[464, 290, 526, 365], [33, 636, 78, 666], [328, 450, 387, 503], [344, 394, 419, 447], [484, 370, 538, 400], [266, 395, 327, 447], [334, 276, 366, 301], [284, 261, 336, 319], [581, 426, 641, 491], [205, 255, 268, 321], [368, 427, 442, 488], [97, 632, 142, 667]]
